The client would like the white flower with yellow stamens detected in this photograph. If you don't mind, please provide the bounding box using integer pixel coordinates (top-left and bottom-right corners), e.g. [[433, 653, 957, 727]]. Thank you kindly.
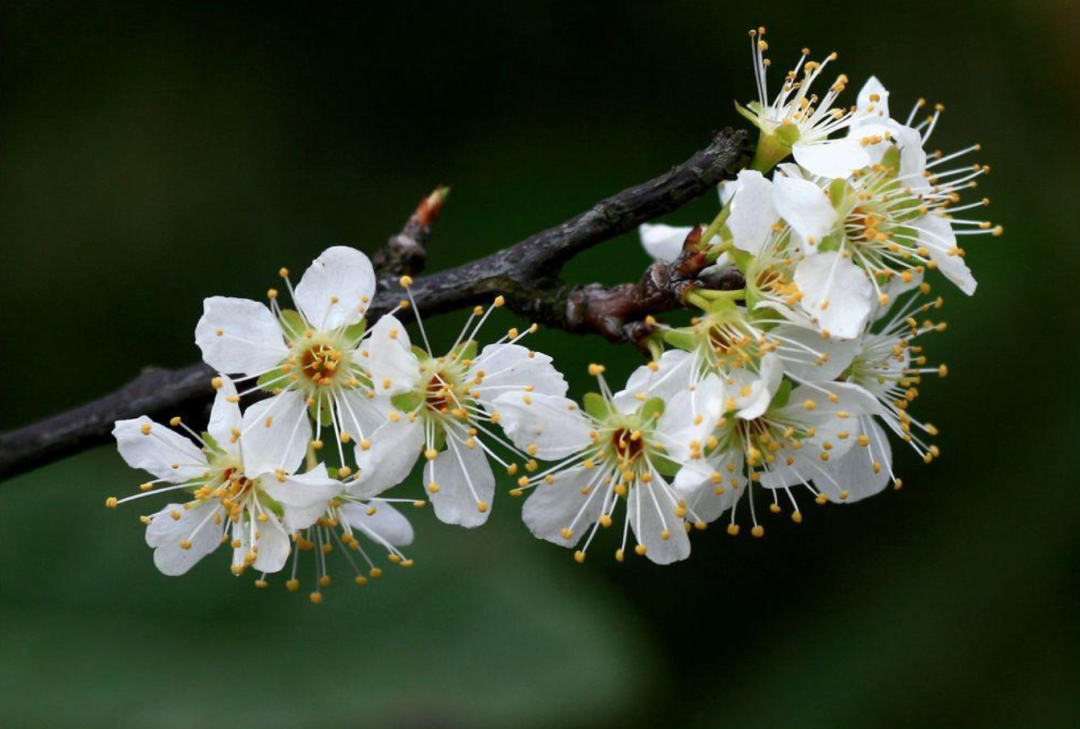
[[108, 376, 342, 577], [675, 376, 880, 534], [497, 363, 723, 565], [738, 27, 874, 178], [280, 496, 422, 604], [353, 281, 569, 527], [194, 246, 400, 479]]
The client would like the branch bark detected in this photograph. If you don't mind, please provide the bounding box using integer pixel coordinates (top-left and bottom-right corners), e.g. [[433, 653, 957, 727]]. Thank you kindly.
[[0, 127, 751, 480]]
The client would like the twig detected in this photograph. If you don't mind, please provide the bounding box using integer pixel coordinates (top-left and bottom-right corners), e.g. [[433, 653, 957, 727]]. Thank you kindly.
[[0, 128, 750, 480]]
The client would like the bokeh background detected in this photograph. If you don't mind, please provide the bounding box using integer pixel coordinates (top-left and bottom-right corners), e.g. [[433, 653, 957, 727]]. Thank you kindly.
[[3, 2, 1078, 728]]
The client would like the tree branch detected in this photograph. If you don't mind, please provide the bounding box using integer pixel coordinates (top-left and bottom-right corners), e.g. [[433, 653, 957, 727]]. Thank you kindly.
[[0, 127, 750, 480]]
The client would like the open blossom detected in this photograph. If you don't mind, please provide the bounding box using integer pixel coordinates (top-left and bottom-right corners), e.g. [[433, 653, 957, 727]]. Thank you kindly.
[[108, 376, 342, 577], [354, 279, 569, 528], [281, 496, 420, 603], [498, 363, 722, 565], [674, 370, 881, 534], [195, 246, 390, 480]]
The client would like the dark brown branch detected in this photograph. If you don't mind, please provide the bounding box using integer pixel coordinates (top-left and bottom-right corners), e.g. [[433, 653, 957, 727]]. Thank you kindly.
[[0, 128, 750, 480], [370, 185, 450, 277]]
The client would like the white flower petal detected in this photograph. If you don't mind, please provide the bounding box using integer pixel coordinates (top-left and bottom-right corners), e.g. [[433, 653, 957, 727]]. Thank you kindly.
[[366, 314, 422, 395], [521, 466, 608, 548], [230, 510, 291, 574], [338, 502, 415, 547], [657, 374, 723, 463], [424, 433, 495, 528], [353, 414, 424, 499], [794, 252, 874, 339], [194, 296, 288, 376], [640, 223, 693, 263], [471, 343, 568, 412], [914, 215, 976, 295], [113, 417, 208, 483], [793, 137, 871, 180], [207, 376, 242, 458], [612, 350, 693, 414], [725, 352, 784, 421], [258, 463, 342, 531], [493, 391, 593, 460], [335, 389, 390, 443], [773, 175, 838, 248], [771, 324, 858, 382], [728, 170, 778, 255], [852, 76, 890, 127], [294, 246, 376, 331], [673, 453, 744, 524], [628, 483, 690, 565], [240, 391, 311, 479], [827, 418, 893, 502], [145, 501, 223, 576]]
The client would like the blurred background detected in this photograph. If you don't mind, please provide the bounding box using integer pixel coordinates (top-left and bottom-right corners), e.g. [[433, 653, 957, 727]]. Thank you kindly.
[[2, 2, 1078, 728]]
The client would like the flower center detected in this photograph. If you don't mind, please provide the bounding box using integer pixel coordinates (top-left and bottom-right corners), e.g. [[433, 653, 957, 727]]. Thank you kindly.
[[300, 343, 344, 386], [610, 427, 644, 462]]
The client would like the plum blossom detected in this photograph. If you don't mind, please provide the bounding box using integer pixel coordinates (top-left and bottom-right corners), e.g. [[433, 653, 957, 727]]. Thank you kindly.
[[108, 376, 342, 578], [498, 363, 722, 565]]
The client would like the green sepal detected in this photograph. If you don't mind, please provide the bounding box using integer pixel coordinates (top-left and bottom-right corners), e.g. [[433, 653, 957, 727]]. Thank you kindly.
[[391, 390, 424, 413], [731, 248, 754, 275], [880, 145, 901, 175], [450, 339, 478, 363], [708, 296, 738, 315], [774, 122, 801, 146], [770, 379, 793, 410], [662, 328, 698, 352], [651, 454, 682, 477], [279, 309, 306, 340], [640, 397, 665, 424], [411, 345, 432, 362], [342, 318, 367, 345], [200, 431, 225, 456], [430, 423, 447, 454], [257, 367, 289, 393], [817, 232, 845, 253], [308, 396, 334, 425], [829, 178, 851, 211], [584, 392, 614, 421]]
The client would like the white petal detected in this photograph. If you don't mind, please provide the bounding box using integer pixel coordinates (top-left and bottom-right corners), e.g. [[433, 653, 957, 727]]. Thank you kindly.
[[914, 215, 976, 295], [194, 297, 287, 376], [366, 314, 422, 396], [294, 246, 376, 331], [493, 391, 593, 460], [521, 466, 608, 548], [727, 170, 777, 255], [725, 352, 784, 420], [639, 223, 693, 263], [718, 178, 740, 206], [673, 453, 744, 523], [827, 418, 893, 502], [145, 501, 223, 576], [771, 324, 858, 382], [424, 433, 495, 528], [794, 252, 874, 339], [353, 414, 424, 498], [773, 175, 838, 247], [471, 343, 568, 412], [656, 374, 723, 463], [258, 463, 342, 531], [338, 502, 415, 547], [793, 138, 871, 180], [612, 349, 694, 414], [207, 375, 243, 457], [113, 417, 207, 483], [853, 76, 890, 126], [628, 483, 690, 565], [335, 389, 390, 443], [240, 391, 311, 479], [230, 511, 291, 574]]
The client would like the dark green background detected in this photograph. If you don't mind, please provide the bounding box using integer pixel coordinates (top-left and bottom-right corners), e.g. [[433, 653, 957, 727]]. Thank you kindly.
[[2, 2, 1078, 728]]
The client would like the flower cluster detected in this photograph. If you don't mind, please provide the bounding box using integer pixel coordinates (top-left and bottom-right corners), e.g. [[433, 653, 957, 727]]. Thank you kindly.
[[108, 27, 997, 580]]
